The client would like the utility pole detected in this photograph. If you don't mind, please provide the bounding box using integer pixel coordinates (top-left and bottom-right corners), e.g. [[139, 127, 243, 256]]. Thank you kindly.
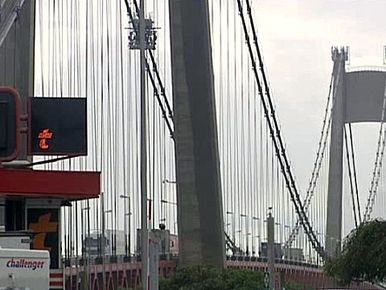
[[101, 193, 106, 290], [140, 0, 149, 289]]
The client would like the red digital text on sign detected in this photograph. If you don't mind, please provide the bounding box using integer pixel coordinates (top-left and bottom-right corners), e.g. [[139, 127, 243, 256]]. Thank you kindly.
[[38, 129, 54, 150]]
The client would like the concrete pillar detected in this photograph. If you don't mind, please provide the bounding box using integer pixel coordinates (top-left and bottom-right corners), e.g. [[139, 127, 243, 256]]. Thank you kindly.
[[267, 213, 275, 290], [169, 0, 225, 267], [0, 0, 35, 230], [149, 230, 161, 290], [326, 47, 347, 256], [0, 0, 35, 160]]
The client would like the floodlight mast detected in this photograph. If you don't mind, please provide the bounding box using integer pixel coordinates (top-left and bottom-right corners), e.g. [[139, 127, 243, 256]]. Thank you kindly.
[[139, 0, 149, 289]]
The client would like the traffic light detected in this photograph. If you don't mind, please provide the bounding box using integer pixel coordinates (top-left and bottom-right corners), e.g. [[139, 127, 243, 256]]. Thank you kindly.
[[0, 87, 21, 162]]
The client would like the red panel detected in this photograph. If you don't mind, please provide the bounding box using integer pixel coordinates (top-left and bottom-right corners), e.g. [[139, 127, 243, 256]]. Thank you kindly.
[[0, 87, 21, 162], [0, 169, 100, 200]]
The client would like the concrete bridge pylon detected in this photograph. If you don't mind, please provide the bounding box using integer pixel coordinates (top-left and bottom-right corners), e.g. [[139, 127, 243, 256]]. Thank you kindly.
[[326, 47, 386, 256], [168, 0, 225, 267]]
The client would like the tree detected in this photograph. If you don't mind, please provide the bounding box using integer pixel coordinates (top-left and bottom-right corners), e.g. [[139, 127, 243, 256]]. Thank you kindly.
[[159, 265, 265, 290], [324, 219, 386, 284]]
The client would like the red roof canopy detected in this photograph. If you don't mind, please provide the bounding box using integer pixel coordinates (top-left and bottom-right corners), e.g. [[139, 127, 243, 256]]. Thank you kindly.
[[0, 169, 100, 200]]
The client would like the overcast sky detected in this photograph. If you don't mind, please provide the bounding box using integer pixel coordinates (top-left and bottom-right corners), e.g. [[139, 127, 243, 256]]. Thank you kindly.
[[32, 0, 386, 250], [253, 0, 386, 233]]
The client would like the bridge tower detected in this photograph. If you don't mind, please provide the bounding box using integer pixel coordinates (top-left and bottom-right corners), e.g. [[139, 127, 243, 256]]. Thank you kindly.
[[326, 47, 386, 256], [168, 0, 225, 267], [326, 47, 347, 256]]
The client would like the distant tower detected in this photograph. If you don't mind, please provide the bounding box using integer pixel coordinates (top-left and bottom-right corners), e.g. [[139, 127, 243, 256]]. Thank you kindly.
[[326, 47, 347, 256], [168, 0, 225, 267], [326, 47, 386, 256]]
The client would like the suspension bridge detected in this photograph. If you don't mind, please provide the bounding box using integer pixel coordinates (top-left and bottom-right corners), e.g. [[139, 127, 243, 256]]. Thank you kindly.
[[0, 0, 386, 289]]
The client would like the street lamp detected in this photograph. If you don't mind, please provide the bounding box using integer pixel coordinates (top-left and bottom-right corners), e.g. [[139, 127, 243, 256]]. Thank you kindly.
[[240, 214, 248, 255], [174, 221, 178, 235], [160, 199, 177, 233], [120, 194, 131, 258], [82, 207, 91, 256], [161, 180, 177, 236], [275, 222, 282, 245], [161, 199, 177, 205], [226, 211, 235, 243], [104, 209, 112, 256], [162, 179, 176, 184], [254, 235, 261, 256], [252, 217, 260, 256]]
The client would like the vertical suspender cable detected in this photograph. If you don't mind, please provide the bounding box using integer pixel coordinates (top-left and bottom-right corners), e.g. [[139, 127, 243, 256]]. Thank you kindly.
[[348, 124, 361, 223], [237, 0, 324, 258], [344, 126, 358, 228]]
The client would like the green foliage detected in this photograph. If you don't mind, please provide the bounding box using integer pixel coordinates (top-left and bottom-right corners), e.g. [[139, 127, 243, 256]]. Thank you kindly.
[[282, 282, 312, 290], [324, 219, 386, 284], [221, 268, 265, 290], [159, 265, 265, 290]]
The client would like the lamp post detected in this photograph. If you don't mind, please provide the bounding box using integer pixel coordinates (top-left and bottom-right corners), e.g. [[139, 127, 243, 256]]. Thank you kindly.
[[160, 199, 177, 205], [254, 235, 261, 257], [82, 206, 91, 290], [240, 214, 247, 255], [104, 209, 112, 256], [316, 231, 323, 265], [267, 209, 275, 290], [139, 0, 148, 287], [252, 217, 259, 256], [100, 194, 107, 290], [161, 199, 177, 233], [162, 179, 176, 184], [226, 222, 231, 234], [161, 179, 177, 236], [226, 211, 235, 242], [275, 222, 281, 246], [120, 194, 131, 258]]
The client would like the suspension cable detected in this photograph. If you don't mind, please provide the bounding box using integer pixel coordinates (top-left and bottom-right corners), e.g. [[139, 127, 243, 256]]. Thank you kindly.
[[286, 57, 344, 250], [242, 0, 325, 257], [238, 0, 326, 259], [344, 125, 358, 228], [285, 73, 333, 247], [364, 79, 386, 221], [348, 124, 361, 223]]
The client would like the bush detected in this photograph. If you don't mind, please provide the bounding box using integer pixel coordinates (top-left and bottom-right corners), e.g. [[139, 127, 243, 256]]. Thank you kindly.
[[282, 282, 312, 290], [160, 265, 264, 290], [324, 220, 386, 284]]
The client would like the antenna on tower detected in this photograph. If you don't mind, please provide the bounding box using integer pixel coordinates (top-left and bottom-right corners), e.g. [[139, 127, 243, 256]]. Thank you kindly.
[[345, 46, 350, 65], [383, 46, 386, 65]]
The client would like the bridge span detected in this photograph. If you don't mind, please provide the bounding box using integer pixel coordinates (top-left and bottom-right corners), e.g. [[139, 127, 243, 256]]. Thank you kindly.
[[63, 257, 382, 290], [1, 0, 386, 289]]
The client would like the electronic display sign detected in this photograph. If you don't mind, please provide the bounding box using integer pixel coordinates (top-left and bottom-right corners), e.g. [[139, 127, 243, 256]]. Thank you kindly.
[[29, 97, 87, 155]]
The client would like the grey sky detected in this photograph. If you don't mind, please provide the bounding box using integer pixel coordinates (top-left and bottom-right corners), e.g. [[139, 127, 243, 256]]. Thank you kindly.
[[254, 0, 386, 234], [32, 0, 386, 253]]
